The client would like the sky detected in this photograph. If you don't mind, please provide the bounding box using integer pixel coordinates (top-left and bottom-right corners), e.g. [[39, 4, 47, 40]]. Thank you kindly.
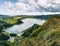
[[0, 0, 60, 15]]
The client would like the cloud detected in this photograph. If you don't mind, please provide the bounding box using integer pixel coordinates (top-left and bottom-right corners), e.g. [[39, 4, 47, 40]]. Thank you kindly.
[[0, 0, 60, 15]]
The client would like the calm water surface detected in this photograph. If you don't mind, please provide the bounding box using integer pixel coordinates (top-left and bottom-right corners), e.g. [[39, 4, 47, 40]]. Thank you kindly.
[[5, 18, 46, 35]]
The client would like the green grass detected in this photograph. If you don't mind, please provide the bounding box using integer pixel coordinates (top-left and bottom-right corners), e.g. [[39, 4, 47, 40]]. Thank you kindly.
[[3, 19, 18, 25]]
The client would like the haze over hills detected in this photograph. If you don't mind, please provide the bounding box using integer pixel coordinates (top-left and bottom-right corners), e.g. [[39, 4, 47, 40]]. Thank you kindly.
[[0, 12, 60, 15], [0, 15, 11, 19], [0, 14, 60, 20]]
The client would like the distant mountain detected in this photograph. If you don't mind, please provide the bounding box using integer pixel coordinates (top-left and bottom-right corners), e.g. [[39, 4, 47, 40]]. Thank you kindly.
[[14, 14, 60, 20], [32, 14, 60, 20], [0, 15, 12, 19], [0, 14, 59, 20]]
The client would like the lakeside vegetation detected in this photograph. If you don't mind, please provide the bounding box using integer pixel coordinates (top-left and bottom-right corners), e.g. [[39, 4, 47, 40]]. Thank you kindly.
[[0, 15, 24, 46]]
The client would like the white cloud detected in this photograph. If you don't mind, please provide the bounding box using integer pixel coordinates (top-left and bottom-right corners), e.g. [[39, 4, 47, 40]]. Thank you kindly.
[[0, 0, 60, 15]]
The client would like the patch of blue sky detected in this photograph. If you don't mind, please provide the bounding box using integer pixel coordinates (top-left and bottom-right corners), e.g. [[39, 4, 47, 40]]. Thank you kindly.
[[0, 0, 18, 3]]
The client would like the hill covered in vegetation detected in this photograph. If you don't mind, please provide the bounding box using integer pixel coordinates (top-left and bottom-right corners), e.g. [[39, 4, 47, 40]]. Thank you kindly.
[[19, 15, 60, 46]]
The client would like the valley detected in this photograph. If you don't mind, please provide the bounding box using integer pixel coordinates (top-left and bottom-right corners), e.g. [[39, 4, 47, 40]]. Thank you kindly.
[[0, 14, 60, 46]]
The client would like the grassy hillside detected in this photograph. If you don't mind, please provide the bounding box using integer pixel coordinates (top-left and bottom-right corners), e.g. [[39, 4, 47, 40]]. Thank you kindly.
[[0, 15, 23, 31], [20, 15, 60, 46]]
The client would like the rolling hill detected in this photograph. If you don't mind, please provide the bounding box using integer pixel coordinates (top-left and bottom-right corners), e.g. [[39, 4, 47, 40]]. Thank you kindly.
[[20, 15, 60, 46]]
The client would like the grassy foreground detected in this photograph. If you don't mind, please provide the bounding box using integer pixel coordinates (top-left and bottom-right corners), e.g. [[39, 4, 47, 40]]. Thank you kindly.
[[19, 16, 60, 46]]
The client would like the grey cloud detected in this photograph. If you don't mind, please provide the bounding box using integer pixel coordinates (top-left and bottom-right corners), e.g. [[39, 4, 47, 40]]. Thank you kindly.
[[0, 0, 60, 15]]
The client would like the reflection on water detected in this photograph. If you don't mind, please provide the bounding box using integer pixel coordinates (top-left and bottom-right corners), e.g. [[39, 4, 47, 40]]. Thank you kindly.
[[5, 18, 46, 34]]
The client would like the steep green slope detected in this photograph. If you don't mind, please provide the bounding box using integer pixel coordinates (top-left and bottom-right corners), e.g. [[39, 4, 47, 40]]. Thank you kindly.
[[22, 24, 40, 37], [20, 16, 60, 46]]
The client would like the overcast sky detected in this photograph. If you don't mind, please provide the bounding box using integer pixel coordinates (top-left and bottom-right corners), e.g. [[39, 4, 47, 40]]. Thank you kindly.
[[0, 0, 60, 15]]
